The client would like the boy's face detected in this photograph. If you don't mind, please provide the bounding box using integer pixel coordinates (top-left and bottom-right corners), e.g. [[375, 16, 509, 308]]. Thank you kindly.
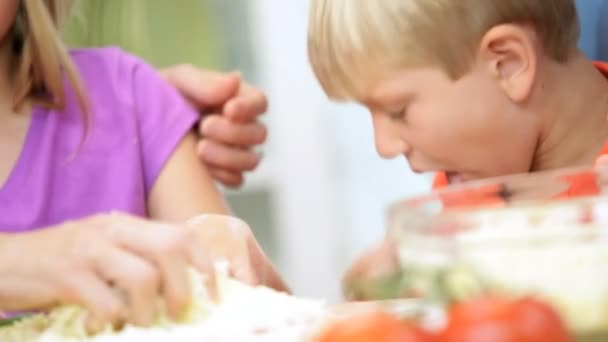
[[361, 64, 541, 183]]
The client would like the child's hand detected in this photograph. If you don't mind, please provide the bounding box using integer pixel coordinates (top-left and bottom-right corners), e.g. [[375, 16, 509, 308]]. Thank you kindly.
[[160, 65, 267, 188], [595, 156, 608, 194], [596, 155, 608, 168], [342, 240, 401, 301], [186, 215, 290, 294], [0, 213, 215, 330]]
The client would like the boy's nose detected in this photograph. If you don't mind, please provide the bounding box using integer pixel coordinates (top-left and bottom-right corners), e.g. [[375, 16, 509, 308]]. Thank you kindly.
[[373, 120, 410, 159]]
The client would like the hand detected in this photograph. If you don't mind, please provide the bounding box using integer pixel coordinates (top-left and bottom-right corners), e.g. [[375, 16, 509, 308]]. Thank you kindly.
[[342, 240, 401, 301], [596, 155, 608, 169], [0, 213, 215, 330], [186, 214, 290, 294], [595, 155, 608, 194], [160, 65, 268, 188]]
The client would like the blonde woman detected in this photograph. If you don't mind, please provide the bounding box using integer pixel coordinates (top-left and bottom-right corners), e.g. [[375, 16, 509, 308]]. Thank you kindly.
[[0, 0, 285, 330]]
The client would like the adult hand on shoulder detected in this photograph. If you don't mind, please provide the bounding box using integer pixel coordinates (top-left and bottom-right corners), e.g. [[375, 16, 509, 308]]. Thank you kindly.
[[160, 65, 268, 188]]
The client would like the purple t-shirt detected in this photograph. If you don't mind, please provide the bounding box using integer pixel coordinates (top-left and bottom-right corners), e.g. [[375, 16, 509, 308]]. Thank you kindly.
[[0, 47, 198, 232]]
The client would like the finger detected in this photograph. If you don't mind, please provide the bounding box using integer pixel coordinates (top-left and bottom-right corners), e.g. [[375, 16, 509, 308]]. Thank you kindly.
[[219, 217, 257, 285], [341, 242, 402, 301], [94, 248, 160, 327], [61, 271, 125, 333], [594, 156, 608, 194], [223, 89, 268, 122], [228, 253, 257, 286], [230, 232, 260, 285], [157, 249, 191, 321], [185, 215, 255, 300], [246, 237, 291, 293], [110, 221, 193, 320], [200, 115, 267, 147], [161, 65, 241, 108], [185, 235, 218, 302], [208, 167, 244, 188], [197, 140, 261, 172], [595, 155, 608, 168], [342, 241, 399, 286]]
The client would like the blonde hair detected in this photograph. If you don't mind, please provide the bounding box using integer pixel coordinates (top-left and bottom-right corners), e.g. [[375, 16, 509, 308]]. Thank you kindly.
[[308, 0, 580, 100], [12, 0, 87, 120]]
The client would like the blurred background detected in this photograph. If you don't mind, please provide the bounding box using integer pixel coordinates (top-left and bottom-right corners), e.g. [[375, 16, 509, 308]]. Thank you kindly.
[[61, 0, 608, 301]]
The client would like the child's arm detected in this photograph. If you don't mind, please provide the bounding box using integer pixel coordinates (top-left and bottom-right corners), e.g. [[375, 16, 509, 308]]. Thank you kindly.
[[124, 50, 288, 291], [146, 135, 290, 293], [147, 131, 229, 222], [124, 51, 229, 221]]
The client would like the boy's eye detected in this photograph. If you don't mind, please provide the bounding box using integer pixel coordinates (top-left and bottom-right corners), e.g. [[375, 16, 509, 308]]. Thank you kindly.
[[387, 107, 407, 121]]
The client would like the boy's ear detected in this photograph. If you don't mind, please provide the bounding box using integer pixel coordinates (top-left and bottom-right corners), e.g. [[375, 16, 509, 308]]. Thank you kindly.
[[477, 24, 538, 103]]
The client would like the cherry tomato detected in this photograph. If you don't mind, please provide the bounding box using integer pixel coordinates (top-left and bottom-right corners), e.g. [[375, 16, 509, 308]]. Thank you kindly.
[[317, 310, 432, 342], [510, 297, 571, 342], [438, 296, 571, 342], [439, 296, 517, 342]]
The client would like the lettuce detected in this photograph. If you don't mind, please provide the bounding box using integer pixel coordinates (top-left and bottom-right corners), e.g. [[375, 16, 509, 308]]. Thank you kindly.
[[0, 263, 325, 341]]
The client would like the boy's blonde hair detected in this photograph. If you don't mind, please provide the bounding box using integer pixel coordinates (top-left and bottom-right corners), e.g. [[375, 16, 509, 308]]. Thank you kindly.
[[308, 0, 580, 100], [12, 0, 87, 118]]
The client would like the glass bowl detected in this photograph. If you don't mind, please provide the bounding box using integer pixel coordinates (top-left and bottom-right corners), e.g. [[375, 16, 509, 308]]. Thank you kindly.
[[346, 166, 608, 340]]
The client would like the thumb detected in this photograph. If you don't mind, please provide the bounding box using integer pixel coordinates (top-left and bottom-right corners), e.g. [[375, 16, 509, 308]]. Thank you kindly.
[[162, 66, 241, 109], [196, 71, 241, 108], [595, 155, 608, 168]]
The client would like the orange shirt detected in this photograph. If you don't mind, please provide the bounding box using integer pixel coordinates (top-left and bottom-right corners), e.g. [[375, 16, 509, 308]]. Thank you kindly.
[[433, 61, 608, 197]]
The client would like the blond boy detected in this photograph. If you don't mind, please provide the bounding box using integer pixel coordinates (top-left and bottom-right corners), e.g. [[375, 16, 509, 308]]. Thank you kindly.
[[309, 0, 608, 185], [308, 0, 608, 296]]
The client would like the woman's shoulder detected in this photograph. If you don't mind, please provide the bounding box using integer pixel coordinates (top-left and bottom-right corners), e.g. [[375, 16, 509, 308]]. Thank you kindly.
[[67, 47, 189, 112], [68, 47, 156, 97], [69, 46, 147, 73], [66, 47, 199, 194]]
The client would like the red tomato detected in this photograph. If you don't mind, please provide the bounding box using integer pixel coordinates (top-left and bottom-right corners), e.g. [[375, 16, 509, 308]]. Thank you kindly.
[[510, 298, 571, 342], [438, 296, 571, 342], [317, 310, 433, 342], [438, 296, 517, 342]]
